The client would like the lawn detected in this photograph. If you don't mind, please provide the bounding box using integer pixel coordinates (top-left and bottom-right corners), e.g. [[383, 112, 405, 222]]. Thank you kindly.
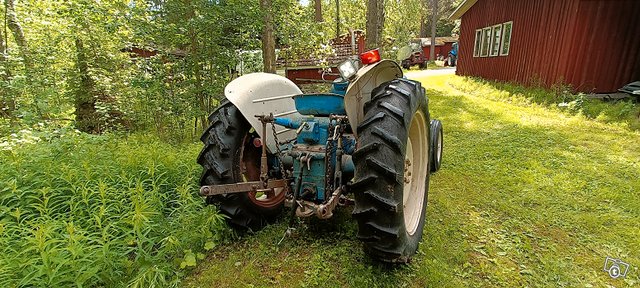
[[185, 74, 640, 287]]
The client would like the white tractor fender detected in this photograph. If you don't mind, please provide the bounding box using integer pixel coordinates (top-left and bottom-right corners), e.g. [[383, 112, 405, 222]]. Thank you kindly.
[[344, 59, 404, 136], [224, 72, 303, 151]]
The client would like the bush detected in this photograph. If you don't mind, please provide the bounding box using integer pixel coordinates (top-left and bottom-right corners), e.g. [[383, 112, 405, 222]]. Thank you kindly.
[[0, 129, 229, 287]]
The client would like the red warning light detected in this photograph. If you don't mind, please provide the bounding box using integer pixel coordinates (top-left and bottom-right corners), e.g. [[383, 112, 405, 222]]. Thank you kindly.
[[359, 49, 381, 65]]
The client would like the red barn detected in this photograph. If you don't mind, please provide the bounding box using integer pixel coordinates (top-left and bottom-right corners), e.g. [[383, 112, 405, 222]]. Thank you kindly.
[[450, 0, 640, 93], [418, 37, 458, 60]]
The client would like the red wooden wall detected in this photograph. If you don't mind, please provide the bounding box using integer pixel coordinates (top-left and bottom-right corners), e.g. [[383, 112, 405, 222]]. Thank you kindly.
[[422, 42, 455, 60], [457, 0, 640, 93]]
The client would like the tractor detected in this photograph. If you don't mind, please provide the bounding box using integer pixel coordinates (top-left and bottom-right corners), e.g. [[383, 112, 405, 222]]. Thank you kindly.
[[197, 49, 444, 263], [397, 41, 427, 70]]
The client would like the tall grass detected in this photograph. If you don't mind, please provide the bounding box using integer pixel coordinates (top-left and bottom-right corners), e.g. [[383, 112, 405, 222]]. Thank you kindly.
[[0, 128, 228, 287]]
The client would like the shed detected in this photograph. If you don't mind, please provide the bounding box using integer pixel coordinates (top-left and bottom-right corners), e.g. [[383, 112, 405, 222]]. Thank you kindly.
[[416, 36, 458, 60], [450, 0, 640, 93], [280, 30, 366, 84]]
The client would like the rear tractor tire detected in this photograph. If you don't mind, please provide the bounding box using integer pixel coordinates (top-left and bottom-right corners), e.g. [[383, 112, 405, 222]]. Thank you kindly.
[[351, 78, 431, 263], [197, 100, 285, 232]]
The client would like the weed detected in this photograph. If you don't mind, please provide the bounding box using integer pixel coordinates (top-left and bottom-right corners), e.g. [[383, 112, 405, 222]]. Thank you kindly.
[[0, 129, 229, 287]]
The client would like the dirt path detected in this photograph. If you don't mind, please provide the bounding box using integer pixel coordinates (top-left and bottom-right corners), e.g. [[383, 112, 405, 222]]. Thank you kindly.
[[405, 67, 456, 78]]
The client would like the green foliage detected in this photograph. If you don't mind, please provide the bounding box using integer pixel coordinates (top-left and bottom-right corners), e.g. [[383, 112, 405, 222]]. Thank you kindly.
[[384, 0, 422, 43], [134, 0, 263, 135], [0, 0, 265, 138], [1, 0, 464, 138], [321, 0, 367, 38], [0, 129, 230, 287], [276, 1, 335, 66]]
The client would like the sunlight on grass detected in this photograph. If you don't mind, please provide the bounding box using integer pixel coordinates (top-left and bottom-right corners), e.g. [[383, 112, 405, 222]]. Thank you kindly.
[[441, 76, 640, 131], [185, 74, 640, 287]]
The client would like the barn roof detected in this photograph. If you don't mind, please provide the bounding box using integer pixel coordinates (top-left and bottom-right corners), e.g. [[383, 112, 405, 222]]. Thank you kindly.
[[449, 0, 478, 20], [415, 36, 459, 47]]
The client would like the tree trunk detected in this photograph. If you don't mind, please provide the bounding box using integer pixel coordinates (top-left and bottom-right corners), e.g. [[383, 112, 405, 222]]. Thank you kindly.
[[74, 38, 99, 133], [365, 0, 385, 51], [5, 0, 30, 67], [314, 0, 322, 22], [429, 0, 438, 61], [0, 22, 14, 118], [189, 24, 207, 130], [420, 15, 427, 38], [260, 0, 276, 73], [419, 0, 429, 38]]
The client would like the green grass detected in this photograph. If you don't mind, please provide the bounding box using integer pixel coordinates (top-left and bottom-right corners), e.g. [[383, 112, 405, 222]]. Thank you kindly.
[[0, 129, 229, 287], [2, 74, 638, 287], [449, 77, 640, 130], [186, 74, 640, 287]]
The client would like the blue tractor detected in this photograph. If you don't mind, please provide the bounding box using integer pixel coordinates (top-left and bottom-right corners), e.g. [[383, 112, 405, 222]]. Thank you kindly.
[[447, 42, 458, 67], [198, 49, 444, 263]]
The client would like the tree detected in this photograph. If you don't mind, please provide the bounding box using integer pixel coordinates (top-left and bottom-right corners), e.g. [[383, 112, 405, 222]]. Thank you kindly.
[[261, 0, 276, 73], [0, 11, 13, 118], [421, 0, 461, 38], [382, 0, 422, 59], [430, 0, 438, 60], [2, 0, 32, 120], [73, 38, 99, 133], [420, 0, 428, 37], [314, 0, 322, 22], [5, 0, 28, 67], [63, 0, 136, 133], [365, 0, 384, 50]]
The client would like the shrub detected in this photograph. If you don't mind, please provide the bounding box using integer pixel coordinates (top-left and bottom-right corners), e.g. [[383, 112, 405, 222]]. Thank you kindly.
[[0, 129, 228, 287]]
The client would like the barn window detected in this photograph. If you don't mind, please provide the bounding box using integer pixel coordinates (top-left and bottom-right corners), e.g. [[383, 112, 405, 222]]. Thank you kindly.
[[473, 29, 482, 57], [490, 24, 502, 56], [480, 27, 491, 57], [500, 21, 513, 56]]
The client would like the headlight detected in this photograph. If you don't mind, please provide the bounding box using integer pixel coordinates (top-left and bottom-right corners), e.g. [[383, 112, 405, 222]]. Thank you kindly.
[[338, 58, 359, 80]]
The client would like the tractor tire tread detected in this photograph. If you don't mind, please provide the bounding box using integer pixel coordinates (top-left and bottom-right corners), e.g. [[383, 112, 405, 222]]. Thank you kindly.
[[356, 112, 386, 133], [371, 127, 404, 153], [198, 100, 282, 232], [352, 78, 430, 263]]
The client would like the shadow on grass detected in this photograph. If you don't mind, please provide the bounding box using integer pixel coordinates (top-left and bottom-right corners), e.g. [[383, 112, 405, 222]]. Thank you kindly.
[[188, 85, 640, 287], [186, 206, 413, 287], [424, 86, 640, 286]]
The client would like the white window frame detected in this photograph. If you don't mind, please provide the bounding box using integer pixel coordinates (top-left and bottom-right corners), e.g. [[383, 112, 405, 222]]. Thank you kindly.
[[500, 21, 513, 56], [473, 29, 482, 57], [490, 24, 502, 57], [480, 27, 491, 57]]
